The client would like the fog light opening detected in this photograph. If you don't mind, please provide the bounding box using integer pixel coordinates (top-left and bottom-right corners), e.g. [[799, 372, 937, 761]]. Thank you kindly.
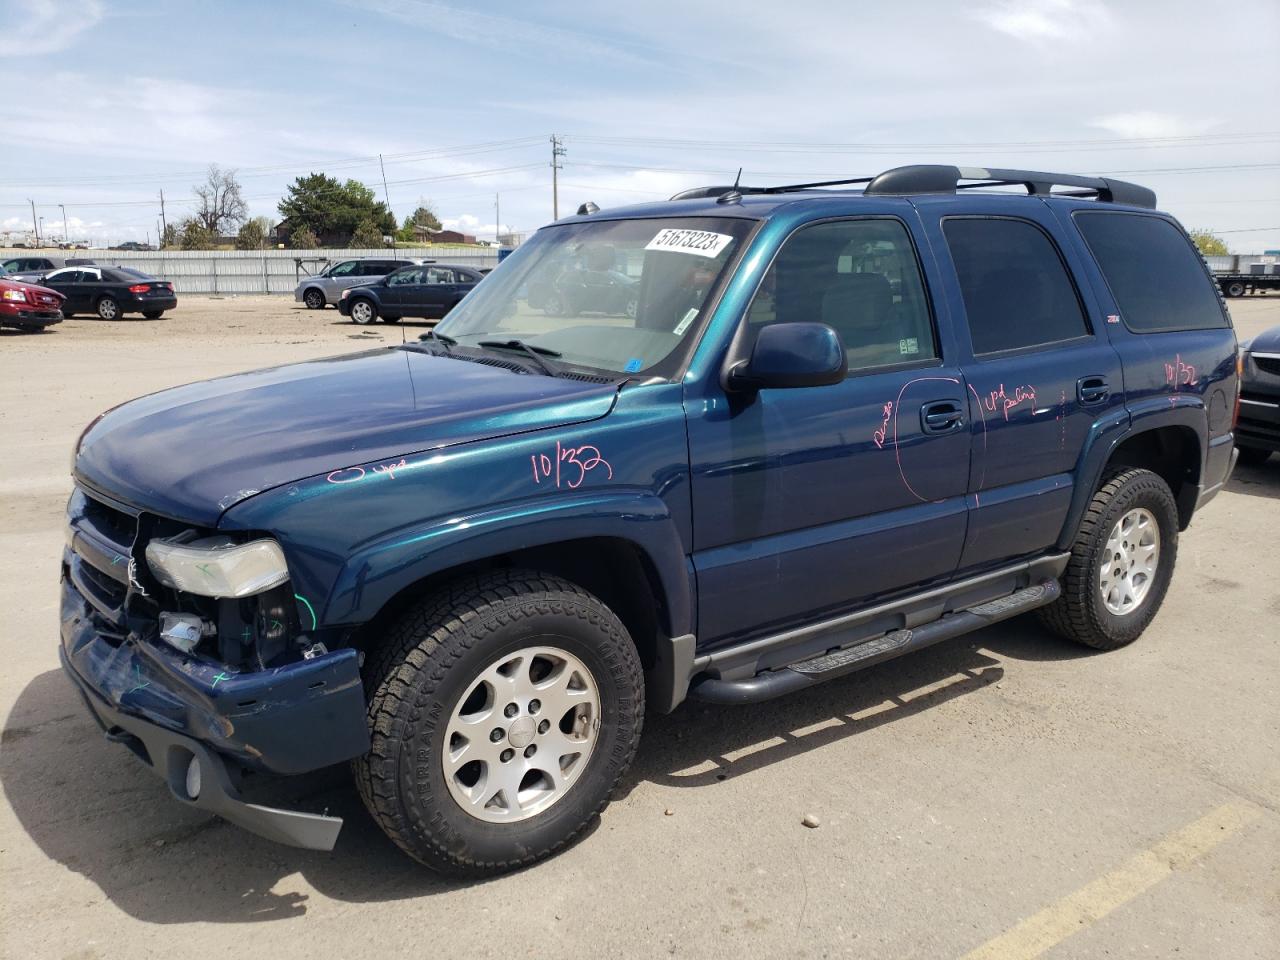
[[185, 756, 202, 800]]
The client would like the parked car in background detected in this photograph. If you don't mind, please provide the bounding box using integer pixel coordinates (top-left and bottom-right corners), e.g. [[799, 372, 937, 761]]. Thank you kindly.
[[3, 255, 97, 280], [337, 262, 482, 324], [1237, 325, 1280, 465], [39, 265, 176, 319], [0, 274, 64, 331], [111, 241, 155, 252], [293, 257, 424, 309]]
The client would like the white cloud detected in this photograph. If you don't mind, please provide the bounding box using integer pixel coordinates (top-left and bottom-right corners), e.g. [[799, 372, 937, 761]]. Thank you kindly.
[[1090, 111, 1211, 139], [973, 0, 1114, 43], [0, 0, 104, 56]]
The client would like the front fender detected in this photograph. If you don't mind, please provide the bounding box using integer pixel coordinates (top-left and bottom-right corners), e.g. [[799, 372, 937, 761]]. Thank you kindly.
[[325, 489, 694, 634]]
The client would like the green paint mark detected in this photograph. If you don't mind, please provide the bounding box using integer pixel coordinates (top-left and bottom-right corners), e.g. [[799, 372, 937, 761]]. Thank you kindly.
[[211, 671, 231, 688], [294, 593, 317, 631], [241, 626, 253, 642], [270, 619, 283, 633], [195, 562, 216, 578], [128, 664, 150, 694], [111, 554, 125, 565]]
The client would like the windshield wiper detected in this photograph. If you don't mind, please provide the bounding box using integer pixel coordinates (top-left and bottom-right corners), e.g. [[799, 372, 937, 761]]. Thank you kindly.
[[418, 329, 455, 353], [476, 339, 564, 377]]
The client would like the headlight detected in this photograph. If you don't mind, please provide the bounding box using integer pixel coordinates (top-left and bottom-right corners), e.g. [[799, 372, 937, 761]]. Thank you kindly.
[[2, 289, 28, 302], [146, 536, 290, 598]]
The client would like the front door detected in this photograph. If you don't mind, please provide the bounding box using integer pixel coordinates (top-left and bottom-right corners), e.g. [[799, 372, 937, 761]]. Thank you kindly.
[[916, 202, 1126, 570], [687, 215, 972, 650]]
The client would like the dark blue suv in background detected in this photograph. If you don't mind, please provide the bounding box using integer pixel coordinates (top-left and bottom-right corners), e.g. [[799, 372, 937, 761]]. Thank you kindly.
[[60, 164, 1239, 874]]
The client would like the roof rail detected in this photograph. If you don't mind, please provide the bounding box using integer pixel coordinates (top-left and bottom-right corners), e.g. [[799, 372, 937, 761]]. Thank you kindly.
[[670, 164, 1156, 209], [863, 165, 1156, 208]]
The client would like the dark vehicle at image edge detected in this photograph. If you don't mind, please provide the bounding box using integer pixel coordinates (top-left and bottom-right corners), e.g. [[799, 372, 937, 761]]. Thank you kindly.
[[60, 164, 1239, 874], [38, 265, 176, 319], [1236, 324, 1280, 464], [337, 262, 483, 324]]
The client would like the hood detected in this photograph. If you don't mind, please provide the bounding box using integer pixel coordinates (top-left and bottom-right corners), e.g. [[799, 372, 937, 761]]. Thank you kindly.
[[2, 278, 61, 299], [1244, 324, 1280, 354], [75, 347, 618, 525]]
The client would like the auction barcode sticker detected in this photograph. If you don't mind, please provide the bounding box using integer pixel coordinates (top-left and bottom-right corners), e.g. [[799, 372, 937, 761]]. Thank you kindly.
[[645, 228, 733, 259]]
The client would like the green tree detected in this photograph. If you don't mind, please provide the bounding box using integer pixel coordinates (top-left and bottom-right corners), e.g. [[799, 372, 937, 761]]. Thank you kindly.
[[349, 218, 387, 249], [160, 223, 179, 249], [396, 203, 442, 242], [178, 217, 217, 250], [277, 173, 396, 244], [1189, 229, 1229, 256], [289, 224, 319, 249], [234, 216, 274, 250]]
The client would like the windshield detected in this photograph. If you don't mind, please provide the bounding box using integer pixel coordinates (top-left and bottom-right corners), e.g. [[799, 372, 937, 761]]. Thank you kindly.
[[436, 216, 754, 375]]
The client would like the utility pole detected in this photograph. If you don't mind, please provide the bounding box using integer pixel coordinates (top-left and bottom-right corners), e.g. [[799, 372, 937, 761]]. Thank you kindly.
[[159, 189, 167, 247], [378, 153, 395, 255], [550, 134, 566, 219], [494, 193, 500, 244], [28, 199, 39, 246], [59, 204, 69, 245]]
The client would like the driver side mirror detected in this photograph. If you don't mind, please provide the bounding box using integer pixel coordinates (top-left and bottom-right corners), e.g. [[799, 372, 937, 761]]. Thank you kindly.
[[727, 322, 847, 391]]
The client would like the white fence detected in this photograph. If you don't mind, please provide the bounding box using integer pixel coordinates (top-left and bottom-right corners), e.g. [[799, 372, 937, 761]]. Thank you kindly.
[[0, 247, 501, 295]]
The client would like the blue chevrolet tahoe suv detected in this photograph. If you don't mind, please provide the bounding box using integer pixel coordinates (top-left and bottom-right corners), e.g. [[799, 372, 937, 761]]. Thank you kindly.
[[61, 165, 1240, 874]]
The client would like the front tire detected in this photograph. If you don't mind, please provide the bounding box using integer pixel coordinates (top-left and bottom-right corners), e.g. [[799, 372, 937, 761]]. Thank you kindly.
[[1039, 468, 1178, 650], [96, 296, 119, 320], [303, 288, 326, 309], [349, 298, 377, 325], [1224, 280, 1246, 298], [353, 570, 644, 875]]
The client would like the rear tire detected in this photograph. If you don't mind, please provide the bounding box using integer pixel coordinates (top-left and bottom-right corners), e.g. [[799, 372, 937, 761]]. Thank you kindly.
[[353, 570, 644, 875], [1237, 446, 1271, 467], [1224, 280, 1246, 298], [1038, 468, 1178, 651], [142, 310, 164, 320]]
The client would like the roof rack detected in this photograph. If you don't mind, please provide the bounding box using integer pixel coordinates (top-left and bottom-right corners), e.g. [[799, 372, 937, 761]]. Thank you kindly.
[[670, 164, 1156, 209]]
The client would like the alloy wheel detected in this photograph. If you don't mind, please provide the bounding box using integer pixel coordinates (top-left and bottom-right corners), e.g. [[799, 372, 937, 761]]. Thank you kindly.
[[1099, 507, 1160, 615]]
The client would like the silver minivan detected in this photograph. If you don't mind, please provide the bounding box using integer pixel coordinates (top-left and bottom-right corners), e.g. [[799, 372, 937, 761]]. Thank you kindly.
[[294, 257, 423, 309]]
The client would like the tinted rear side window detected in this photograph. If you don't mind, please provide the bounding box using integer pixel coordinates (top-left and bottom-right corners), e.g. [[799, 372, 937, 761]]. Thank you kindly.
[[1074, 213, 1227, 332], [943, 218, 1090, 355]]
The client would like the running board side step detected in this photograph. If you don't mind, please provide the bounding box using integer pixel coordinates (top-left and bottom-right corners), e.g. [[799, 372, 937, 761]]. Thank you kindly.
[[688, 580, 1060, 705]]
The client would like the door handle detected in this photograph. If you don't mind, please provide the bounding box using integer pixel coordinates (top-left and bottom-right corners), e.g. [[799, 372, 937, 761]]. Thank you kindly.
[[1077, 376, 1109, 405], [921, 400, 965, 434]]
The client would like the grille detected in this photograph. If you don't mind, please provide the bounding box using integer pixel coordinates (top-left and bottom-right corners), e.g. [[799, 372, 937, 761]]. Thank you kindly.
[[1253, 355, 1280, 377]]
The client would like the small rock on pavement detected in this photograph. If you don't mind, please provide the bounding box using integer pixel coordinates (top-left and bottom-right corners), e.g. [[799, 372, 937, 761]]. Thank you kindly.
[[802, 814, 821, 829], [664, 808, 674, 816]]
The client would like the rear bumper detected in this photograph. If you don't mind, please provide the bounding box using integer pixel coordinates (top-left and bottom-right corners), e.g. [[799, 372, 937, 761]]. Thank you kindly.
[[126, 295, 177, 313]]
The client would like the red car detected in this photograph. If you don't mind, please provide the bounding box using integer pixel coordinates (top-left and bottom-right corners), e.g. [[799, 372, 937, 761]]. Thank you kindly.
[[0, 273, 64, 331]]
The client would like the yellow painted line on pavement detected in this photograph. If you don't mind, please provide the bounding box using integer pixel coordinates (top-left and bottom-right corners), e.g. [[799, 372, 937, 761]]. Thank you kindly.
[[961, 799, 1262, 960]]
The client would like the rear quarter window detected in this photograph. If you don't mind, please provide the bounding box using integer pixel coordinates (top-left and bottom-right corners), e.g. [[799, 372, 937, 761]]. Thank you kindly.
[[1073, 212, 1228, 332]]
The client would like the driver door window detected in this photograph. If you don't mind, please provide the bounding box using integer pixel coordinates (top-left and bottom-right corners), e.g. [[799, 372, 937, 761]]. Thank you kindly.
[[747, 218, 938, 374], [329, 261, 358, 278]]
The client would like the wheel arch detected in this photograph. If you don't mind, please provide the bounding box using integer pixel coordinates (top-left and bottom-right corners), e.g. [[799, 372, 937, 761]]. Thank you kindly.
[[1059, 407, 1205, 549]]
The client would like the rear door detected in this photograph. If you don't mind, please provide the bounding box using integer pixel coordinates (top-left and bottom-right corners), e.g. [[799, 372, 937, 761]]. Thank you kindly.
[[914, 197, 1125, 570], [687, 213, 972, 650], [420, 267, 458, 317]]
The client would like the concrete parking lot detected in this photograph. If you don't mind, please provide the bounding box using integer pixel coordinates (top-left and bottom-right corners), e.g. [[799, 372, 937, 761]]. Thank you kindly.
[[1, 296, 1277, 959]]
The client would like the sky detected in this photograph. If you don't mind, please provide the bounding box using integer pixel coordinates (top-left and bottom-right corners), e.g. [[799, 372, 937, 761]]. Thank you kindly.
[[1, 0, 1278, 252]]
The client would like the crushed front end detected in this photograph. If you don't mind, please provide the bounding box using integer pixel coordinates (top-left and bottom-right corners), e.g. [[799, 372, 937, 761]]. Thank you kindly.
[[59, 484, 370, 850]]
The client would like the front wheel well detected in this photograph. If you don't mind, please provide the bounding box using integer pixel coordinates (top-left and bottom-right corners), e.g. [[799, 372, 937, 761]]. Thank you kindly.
[[351, 538, 670, 674], [1104, 426, 1201, 527]]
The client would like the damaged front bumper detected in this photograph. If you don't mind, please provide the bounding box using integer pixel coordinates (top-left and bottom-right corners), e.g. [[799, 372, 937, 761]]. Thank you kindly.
[[59, 524, 370, 850]]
